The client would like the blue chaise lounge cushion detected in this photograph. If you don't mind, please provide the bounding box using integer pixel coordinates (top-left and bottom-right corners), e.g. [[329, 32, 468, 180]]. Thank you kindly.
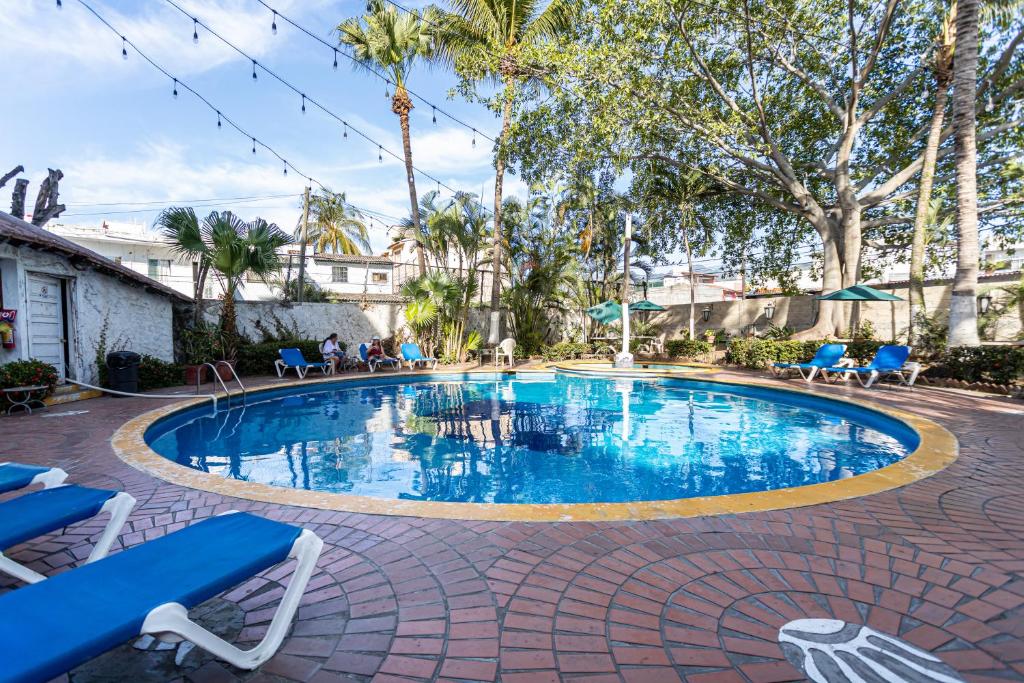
[[0, 512, 302, 683], [0, 485, 117, 551], [0, 463, 49, 494]]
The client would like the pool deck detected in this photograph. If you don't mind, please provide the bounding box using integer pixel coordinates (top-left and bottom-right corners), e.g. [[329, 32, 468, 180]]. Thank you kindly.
[[2, 367, 1023, 683]]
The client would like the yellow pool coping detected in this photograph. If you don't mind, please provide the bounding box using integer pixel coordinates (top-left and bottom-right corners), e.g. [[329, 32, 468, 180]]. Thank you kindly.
[[111, 368, 958, 522]]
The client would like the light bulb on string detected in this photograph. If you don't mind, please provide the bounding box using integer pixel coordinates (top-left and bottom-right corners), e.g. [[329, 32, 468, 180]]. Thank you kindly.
[[471, 129, 476, 148], [283, 161, 288, 176], [193, 18, 199, 44], [378, 145, 383, 163], [301, 94, 306, 114], [271, 11, 278, 34], [343, 123, 348, 139], [333, 49, 338, 69], [432, 106, 436, 124], [172, 79, 178, 98], [216, 111, 221, 128], [252, 60, 258, 81], [121, 36, 128, 59], [252, 137, 256, 154], [56, 0, 62, 8]]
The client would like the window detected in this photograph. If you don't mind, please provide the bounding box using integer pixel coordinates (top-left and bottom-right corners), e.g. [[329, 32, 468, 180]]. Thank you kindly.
[[247, 270, 278, 283], [371, 271, 389, 284], [147, 259, 171, 279], [332, 266, 349, 283]]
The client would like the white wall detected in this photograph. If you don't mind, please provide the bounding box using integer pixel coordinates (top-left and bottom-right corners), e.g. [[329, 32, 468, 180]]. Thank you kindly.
[[0, 243, 175, 383]]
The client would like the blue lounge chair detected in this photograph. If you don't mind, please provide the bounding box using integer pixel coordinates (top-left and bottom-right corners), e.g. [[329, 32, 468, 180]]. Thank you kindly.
[[772, 343, 847, 382], [400, 343, 438, 370], [359, 343, 400, 373], [0, 462, 67, 494], [275, 348, 332, 379], [0, 484, 135, 584], [0, 512, 323, 680], [822, 345, 916, 388]]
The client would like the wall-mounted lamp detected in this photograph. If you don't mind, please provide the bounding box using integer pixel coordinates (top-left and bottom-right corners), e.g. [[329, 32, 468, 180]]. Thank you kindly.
[[764, 301, 776, 321], [701, 305, 712, 322], [977, 293, 992, 315]]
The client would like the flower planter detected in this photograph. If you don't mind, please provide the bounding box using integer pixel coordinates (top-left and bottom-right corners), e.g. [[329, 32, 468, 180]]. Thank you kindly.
[[184, 364, 207, 386], [215, 361, 237, 382]]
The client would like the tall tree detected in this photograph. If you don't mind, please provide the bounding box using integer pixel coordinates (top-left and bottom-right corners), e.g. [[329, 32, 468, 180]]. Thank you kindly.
[[435, 0, 575, 344], [909, 7, 956, 343], [948, 0, 982, 346], [339, 0, 437, 275], [302, 189, 371, 255]]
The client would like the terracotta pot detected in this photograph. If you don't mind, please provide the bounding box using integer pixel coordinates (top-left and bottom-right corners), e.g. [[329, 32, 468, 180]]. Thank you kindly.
[[216, 361, 237, 382], [184, 364, 207, 386]]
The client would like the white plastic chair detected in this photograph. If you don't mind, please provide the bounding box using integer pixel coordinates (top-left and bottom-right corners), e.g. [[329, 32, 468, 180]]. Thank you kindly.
[[495, 338, 516, 368]]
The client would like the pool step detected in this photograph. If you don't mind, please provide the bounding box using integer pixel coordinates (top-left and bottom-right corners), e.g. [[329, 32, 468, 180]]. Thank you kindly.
[[44, 383, 104, 406]]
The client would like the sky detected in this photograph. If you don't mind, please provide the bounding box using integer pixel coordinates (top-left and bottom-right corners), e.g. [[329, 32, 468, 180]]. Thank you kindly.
[[0, 0, 522, 252]]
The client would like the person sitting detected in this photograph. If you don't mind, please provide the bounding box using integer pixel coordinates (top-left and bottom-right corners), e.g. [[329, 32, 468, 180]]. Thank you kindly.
[[367, 337, 397, 366], [322, 333, 345, 372]]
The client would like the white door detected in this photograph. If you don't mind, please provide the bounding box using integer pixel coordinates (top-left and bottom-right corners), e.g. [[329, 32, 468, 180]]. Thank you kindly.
[[27, 273, 66, 380]]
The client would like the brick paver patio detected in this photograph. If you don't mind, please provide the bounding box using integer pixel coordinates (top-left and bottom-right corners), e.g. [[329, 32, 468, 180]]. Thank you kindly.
[[2, 370, 1022, 682]]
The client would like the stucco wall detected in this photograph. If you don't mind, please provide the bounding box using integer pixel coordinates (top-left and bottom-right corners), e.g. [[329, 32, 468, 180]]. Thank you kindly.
[[650, 276, 1022, 342], [0, 243, 176, 383]]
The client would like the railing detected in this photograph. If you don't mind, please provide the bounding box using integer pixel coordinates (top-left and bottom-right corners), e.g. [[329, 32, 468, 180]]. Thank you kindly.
[[70, 379, 219, 411], [196, 362, 247, 409]]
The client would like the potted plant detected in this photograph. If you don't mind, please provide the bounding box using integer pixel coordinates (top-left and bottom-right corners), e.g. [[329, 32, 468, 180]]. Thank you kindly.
[[181, 324, 215, 385], [215, 327, 242, 382]]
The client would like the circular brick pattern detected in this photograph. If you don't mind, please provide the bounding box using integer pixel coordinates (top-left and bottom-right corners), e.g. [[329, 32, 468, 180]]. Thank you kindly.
[[1, 372, 1022, 682]]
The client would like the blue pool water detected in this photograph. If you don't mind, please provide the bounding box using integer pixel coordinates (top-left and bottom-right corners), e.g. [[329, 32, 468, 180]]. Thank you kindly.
[[145, 373, 919, 505]]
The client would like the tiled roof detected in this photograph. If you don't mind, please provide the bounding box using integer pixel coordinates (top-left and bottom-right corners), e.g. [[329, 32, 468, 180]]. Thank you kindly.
[[329, 292, 408, 304], [0, 211, 191, 302], [312, 252, 393, 265]]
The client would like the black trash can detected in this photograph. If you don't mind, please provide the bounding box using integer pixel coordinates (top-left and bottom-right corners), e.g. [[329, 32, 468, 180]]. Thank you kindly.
[[106, 351, 141, 395]]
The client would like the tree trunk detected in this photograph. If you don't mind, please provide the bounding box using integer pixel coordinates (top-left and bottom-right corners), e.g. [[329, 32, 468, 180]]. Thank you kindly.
[[685, 226, 695, 339], [393, 88, 426, 277], [908, 68, 951, 344], [488, 86, 514, 345], [793, 221, 844, 339], [948, 0, 981, 347]]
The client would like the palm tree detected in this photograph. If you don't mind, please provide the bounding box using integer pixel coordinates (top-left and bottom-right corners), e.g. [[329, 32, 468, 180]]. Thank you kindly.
[[434, 0, 575, 344], [948, 0, 981, 346], [303, 189, 371, 255], [338, 0, 436, 276], [909, 5, 956, 344], [158, 209, 292, 356]]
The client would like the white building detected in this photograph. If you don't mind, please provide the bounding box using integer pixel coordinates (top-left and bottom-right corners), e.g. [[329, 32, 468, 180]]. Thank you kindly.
[[44, 221, 397, 302], [0, 212, 184, 383]]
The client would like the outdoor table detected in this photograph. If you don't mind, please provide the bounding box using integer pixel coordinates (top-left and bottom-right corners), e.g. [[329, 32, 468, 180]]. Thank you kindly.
[[2, 385, 48, 415]]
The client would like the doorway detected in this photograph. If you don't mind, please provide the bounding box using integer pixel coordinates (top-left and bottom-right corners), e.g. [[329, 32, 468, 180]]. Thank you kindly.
[[26, 272, 73, 381]]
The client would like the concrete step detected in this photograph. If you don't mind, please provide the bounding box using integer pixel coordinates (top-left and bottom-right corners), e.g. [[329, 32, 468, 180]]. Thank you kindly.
[[45, 383, 104, 406]]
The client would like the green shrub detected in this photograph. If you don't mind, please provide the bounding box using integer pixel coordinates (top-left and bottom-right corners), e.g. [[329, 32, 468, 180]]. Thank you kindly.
[[541, 341, 594, 361], [0, 359, 59, 397], [725, 338, 888, 369], [138, 355, 184, 390], [665, 339, 712, 359], [926, 346, 1024, 385], [235, 340, 329, 376]]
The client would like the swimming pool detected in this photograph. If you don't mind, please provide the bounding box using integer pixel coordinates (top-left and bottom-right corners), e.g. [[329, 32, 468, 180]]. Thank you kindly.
[[144, 373, 920, 506]]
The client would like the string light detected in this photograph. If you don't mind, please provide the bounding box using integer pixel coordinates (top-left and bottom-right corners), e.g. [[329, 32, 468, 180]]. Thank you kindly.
[[432, 106, 436, 124], [56, 0, 62, 7], [252, 137, 256, 154], [251, 59, 257, 80], [332, 48, 338, 70], [121, 36, 128, 59], [301, 94, 306, 113], [343, 122, 348, 139], [283, 160, 287, 175], [378, 145, 383, 163], [192, 18, 198, 43], [172, 78, 178, 98], [216, 111, 222, 128], [271, 10, 277, 34], [471, 129, 476, 148]]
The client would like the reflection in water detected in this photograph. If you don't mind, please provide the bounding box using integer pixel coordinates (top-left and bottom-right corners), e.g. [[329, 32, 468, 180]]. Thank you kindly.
[[147, 375, 916, 504]]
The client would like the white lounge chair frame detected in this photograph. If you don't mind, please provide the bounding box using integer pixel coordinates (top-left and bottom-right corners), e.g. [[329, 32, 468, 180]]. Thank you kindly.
[[824, 361, 921, 389], [274, 358, 332, 380], [0, 490, 136, 584], [140, 513, 324, 670]]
